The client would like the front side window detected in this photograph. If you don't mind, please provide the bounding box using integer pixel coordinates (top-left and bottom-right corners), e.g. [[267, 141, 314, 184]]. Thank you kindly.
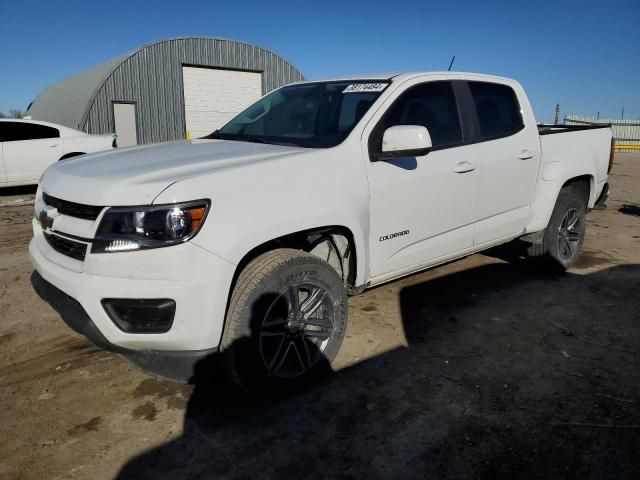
[[469, 82, 524, 139], [373, 81, 463, 151], [213, 81, 387, 148], [0, 122, 59, 142]]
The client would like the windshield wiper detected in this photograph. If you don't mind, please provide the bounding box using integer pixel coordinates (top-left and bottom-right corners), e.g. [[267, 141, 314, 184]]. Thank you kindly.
[[206, 131, 304, 148], [203, 130, 222, 139], [210, 132, 267, 144], [270, 140, 305, 148], [241, 135, 269, 144], [244, 136, 307, 148]]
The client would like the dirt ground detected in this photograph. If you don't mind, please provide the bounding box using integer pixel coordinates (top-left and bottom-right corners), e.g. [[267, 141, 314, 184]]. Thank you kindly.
[[1, 154, 639, 480]]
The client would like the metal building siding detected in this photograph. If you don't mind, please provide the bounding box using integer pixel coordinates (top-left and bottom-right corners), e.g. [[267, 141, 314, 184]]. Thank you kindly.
[[565, 115, 640, 153], [84, 37, 304, 144], [26, 54, 128, 129]]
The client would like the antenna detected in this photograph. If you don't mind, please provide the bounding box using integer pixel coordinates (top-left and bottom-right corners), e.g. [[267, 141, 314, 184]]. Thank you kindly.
[[447, 56, 456, 71]]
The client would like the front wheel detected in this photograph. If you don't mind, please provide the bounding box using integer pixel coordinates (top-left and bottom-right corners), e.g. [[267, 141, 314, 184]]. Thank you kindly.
[[219, 249, 347, 393]]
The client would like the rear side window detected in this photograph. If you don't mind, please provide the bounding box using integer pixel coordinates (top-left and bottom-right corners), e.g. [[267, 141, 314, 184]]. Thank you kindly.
[[0, 122, 60, 142], [469, 82, 523, 139], [379, 81, 463, 148]]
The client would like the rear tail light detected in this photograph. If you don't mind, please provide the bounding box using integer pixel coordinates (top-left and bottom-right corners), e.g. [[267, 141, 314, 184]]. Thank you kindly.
[[608, 137, 614, 173]]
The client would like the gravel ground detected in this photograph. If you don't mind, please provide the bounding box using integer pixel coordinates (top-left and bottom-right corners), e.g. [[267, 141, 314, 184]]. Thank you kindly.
[[0, 154, 639, 480]]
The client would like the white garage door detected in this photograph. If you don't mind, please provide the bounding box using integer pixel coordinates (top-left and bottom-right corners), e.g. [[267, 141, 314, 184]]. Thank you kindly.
[[183, 66, 263, 139]]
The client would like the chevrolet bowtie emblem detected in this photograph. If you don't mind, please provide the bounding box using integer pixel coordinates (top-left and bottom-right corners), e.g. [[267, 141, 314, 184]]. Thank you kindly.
[[38, 210, 54, 230]]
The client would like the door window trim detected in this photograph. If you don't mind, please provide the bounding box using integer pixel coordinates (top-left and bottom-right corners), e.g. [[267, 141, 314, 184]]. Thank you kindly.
[[366, 80, 530, 162], [367, 80, 469, 161]]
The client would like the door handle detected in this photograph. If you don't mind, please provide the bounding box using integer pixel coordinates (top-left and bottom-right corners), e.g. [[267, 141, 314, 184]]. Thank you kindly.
[[453, 161, 476, 173], [49, 144, 60, 148], [518, 150, 535, 160]]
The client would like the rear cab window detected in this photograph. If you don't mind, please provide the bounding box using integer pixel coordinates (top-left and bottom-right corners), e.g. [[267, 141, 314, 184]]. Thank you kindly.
[[468, 82, 524, 139]]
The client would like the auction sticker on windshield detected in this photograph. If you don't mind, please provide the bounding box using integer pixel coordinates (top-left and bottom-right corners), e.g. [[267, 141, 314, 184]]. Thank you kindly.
[[342, 83, 388, 93]]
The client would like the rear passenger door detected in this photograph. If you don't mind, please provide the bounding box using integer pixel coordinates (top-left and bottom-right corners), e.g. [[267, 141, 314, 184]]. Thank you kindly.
[[463, 81, 541, 245], [1, 122, 62, 184]]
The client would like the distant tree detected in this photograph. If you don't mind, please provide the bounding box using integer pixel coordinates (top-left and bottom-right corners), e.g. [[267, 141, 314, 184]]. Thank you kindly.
[[0, 111, 6, 118], [9, 109, 24, 119]]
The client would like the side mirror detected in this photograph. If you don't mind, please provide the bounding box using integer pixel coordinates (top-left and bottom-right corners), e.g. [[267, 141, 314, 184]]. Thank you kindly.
[[375, 125, 432, 161]]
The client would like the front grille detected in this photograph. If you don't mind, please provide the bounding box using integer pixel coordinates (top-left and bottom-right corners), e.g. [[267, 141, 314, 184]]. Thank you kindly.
[[44, 232, 88, 261], [43, 192, 103, 220]]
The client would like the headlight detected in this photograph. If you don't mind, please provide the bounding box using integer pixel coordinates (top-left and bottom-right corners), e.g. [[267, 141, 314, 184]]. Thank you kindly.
[[92, 200, 210, 253]]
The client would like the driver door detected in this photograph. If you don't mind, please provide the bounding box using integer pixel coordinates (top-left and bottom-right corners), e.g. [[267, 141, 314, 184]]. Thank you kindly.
[[366, 80, 480, 280]]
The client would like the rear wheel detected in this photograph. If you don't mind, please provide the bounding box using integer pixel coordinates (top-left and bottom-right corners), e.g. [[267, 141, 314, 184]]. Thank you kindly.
[[526, 186, 587, 269], [219, 249, 347, 393]]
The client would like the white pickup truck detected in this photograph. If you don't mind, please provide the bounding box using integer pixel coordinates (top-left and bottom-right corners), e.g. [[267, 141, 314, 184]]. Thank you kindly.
[[30, 72, 612, 391]]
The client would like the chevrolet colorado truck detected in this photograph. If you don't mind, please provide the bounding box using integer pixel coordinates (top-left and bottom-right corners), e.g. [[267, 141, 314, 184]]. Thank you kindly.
[[30, 72, 613, 391]]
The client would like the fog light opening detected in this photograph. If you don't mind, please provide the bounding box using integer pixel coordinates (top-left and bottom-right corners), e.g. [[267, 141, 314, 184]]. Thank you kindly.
[[101, 298, 175, 333]]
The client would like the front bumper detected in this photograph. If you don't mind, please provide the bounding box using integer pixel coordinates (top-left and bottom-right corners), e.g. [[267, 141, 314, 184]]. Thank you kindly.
[[30, 220, 236, 354], [31, 272, 217, 382]]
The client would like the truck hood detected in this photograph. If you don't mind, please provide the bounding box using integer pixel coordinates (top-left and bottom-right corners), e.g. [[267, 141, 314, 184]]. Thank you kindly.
[[40, 139, 308, 205]]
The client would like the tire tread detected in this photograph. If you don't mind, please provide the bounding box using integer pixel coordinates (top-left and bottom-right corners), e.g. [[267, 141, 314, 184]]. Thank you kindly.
[[220, 248, 344, 391], [522, 186, 587, 268]]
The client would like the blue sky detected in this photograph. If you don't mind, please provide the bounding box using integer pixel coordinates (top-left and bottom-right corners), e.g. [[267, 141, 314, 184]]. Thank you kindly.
[[0, 0, 638, 122]]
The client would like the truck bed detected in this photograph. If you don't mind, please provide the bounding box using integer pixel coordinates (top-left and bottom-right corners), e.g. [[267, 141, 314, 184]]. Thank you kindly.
[[537, 123, 612, 207], [537, 123, 611, 135]]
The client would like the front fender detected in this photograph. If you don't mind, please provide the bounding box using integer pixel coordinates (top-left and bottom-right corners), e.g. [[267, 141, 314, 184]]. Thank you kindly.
[[153, 148, 372, 286], [203, 215, 370, 287]]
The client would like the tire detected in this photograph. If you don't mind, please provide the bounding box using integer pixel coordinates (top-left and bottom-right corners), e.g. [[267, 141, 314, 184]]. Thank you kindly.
[[219, 248, 348, 393], [527, 186, 587, 270]]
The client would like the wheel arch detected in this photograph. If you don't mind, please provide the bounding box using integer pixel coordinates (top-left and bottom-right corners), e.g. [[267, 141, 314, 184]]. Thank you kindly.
[[59, 152, 85, 160], [230, 225, 360, 292], [525, 172, 594, 234], [219, 226, 362, 341], [561, 174, 593, 206]]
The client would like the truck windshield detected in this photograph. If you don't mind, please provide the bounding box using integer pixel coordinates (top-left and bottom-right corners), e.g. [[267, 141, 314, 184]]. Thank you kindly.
[[211, 81, 388, 148]]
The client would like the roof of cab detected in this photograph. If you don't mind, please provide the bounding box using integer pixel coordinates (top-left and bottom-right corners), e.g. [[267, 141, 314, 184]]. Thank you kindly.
[[292, 71, 516, 85]]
